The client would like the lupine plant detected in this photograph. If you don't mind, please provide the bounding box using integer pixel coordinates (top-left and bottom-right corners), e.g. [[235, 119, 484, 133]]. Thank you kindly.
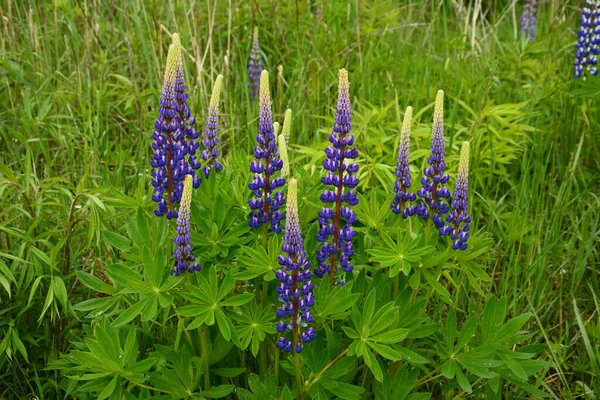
[[574, 0, 600, 78], [151, 34, 201, 219], [248, 70, 286, 233], [520, 0, 537, 42], [315, 69, 359, 284], [201, 75, 224, 178], [247, 26, 263, 101], [416, 90, 451, 229], [390, 106, 416, 218], [15, 25, 555, 400]]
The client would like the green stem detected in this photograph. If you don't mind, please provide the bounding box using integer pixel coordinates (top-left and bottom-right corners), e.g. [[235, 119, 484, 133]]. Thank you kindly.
[[392, 273, 399, 300], [200, 326, 211, 391], [294, 352, 303, 398], [259, 341, 268, 379], [274, 344, 280, 385]]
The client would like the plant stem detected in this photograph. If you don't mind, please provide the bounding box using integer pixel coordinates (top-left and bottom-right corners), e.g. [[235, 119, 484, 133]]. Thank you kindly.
[[200, 326, 211, 391], [294, 351, 303, 398], [274, 343, 280, 385], [392, 272, 399, 300]]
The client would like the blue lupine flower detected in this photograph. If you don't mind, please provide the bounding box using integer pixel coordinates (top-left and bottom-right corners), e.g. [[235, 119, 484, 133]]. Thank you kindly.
[[315, 69, 359, 282], [520, 0, 537, 42], [416, 90, 451, 228], [248, 27, 263, 101], [248, 71, 286, 233], [202, 75, 224, 178], [172, 175, 201, 275], [574, 0, 600, 78], [440, 142, 472, 250], [151, 34, 201, 219], [391, 106, 416, 218], [275, 179, 316, 353]]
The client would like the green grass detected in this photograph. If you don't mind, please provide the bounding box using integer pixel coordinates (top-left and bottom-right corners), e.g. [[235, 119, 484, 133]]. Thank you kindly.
[[0, 0, 599, 398]]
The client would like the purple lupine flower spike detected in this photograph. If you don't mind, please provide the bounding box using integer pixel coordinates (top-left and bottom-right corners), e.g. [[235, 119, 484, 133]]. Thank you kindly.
[[315, 69, 359, 283], [519, 0, 537, 42], [202, 75, 224, 178], [248, 70, 286, 233], [416, 90, 451, 228], [391, 106, 416, 218], [151, 34, 201, 219], [247, 27, 263, 101], [275, 179, 316, 353], [172, 175, 201, 275], [574, 0, 600, 79], [440, 142, 471, 250]]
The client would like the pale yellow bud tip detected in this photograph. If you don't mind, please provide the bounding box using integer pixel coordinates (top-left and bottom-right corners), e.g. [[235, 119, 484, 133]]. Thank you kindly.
[[435, 90, 444, 117], [339, 68, 349, 88], [402, 106, 413, 134], [278, 134, 289, 177], [210, 74, 224, 109], [260, 70, 270, 103], [274, 122, 281, 136], [282, 109, 292, 143]]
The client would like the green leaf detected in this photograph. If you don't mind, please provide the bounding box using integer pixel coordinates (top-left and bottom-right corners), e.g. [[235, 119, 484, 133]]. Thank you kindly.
[[98, 375, 118, 399], [455, 367, 472, 393], [221, 293, 254, 307], [215, 310, 232, 341], [498, 352, 528, 380], [136, 207, 151, 248], [363, 349, 383, 382], [395, 347, 429, 364], [112, 296, 152, 327], [11, 331, 28, 362], [202, 384, 235, 398], [456, 316, 478, 350], [367, 342, 401, 361], [76, 271, 117, 295], [370, 329, 409, 344], [103, 230, 132, 252]]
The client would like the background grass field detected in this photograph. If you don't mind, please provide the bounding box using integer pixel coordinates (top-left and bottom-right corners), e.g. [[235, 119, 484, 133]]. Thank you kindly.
[[0, 0, 599, 398]]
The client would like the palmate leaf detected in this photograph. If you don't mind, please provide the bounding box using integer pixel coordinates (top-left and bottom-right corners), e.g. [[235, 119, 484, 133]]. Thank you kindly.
[[367, 231, 433, 277], [178, 269, 251, 344], [230, 301, 276, 356], [234, 237, 281, 281], [344, 289, 412, 382]]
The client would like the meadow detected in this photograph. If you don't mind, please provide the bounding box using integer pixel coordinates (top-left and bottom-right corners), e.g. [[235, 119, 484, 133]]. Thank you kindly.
[[0, 0, 599, 399]]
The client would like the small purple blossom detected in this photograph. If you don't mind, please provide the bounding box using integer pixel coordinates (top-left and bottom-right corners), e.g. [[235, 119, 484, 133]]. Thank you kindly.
[[416, 90, 451, 228], [248, 71, 286, 233], [248, 27, 263, 101], [275, 179, 316, 353], [172, 175, 201, 275], [440, 142, 472, 250], [391, 106, 416, 218], [315, 69, 359, 281]]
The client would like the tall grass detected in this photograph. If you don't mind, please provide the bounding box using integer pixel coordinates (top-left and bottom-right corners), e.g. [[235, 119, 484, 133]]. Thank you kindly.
[[0, 0, 598, 398]]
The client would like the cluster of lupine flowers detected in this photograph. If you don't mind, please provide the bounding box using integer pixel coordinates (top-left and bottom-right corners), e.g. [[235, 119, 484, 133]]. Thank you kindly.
[[390, 90, 472, 250], [247, 70, 286, 233], [149, 34, 474, 355], [315, 69, 359, 284], [275, 179, 316, 353], [520, 0, 537, 42], [247, 27, 263, 101], [574, 0, 600, 78]]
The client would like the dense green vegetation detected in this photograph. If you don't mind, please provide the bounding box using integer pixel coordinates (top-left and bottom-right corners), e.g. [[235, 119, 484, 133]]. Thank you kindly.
[[0, 0, 598, 399]]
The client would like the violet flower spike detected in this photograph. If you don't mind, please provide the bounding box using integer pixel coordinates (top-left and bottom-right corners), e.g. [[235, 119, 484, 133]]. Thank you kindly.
[[574, 0, 600, 79], [275, 179, 316, 353], [248, 70, 286, 233], [519, 0, 537, 42], [416, 90, 451, 228], [440, 142, 471, 250], [391, 106, 416, 218], [202, 74, 224, 178], [247, 27, 263, 101], [315, 69, 359, 282], [151, 34, 201, 220], [172, 175, 201, 275]]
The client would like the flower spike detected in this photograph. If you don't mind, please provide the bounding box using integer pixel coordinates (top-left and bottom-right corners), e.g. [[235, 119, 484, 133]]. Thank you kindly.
[[172, 175, 201, 275], [248, 27, 263, 100], [440, 142, 472, 250], [202, 74, 224, 178], [248, 71, 286, 233], [391, 106, 416, 218], [275, 179, 316, 353], [415, 90, 450, 228], [151, 34, 201, 219], [315, 69, 359, 283], [282, 108, 292, 146], [574, 0, 600, 79], [519, 0, 537, 42]]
